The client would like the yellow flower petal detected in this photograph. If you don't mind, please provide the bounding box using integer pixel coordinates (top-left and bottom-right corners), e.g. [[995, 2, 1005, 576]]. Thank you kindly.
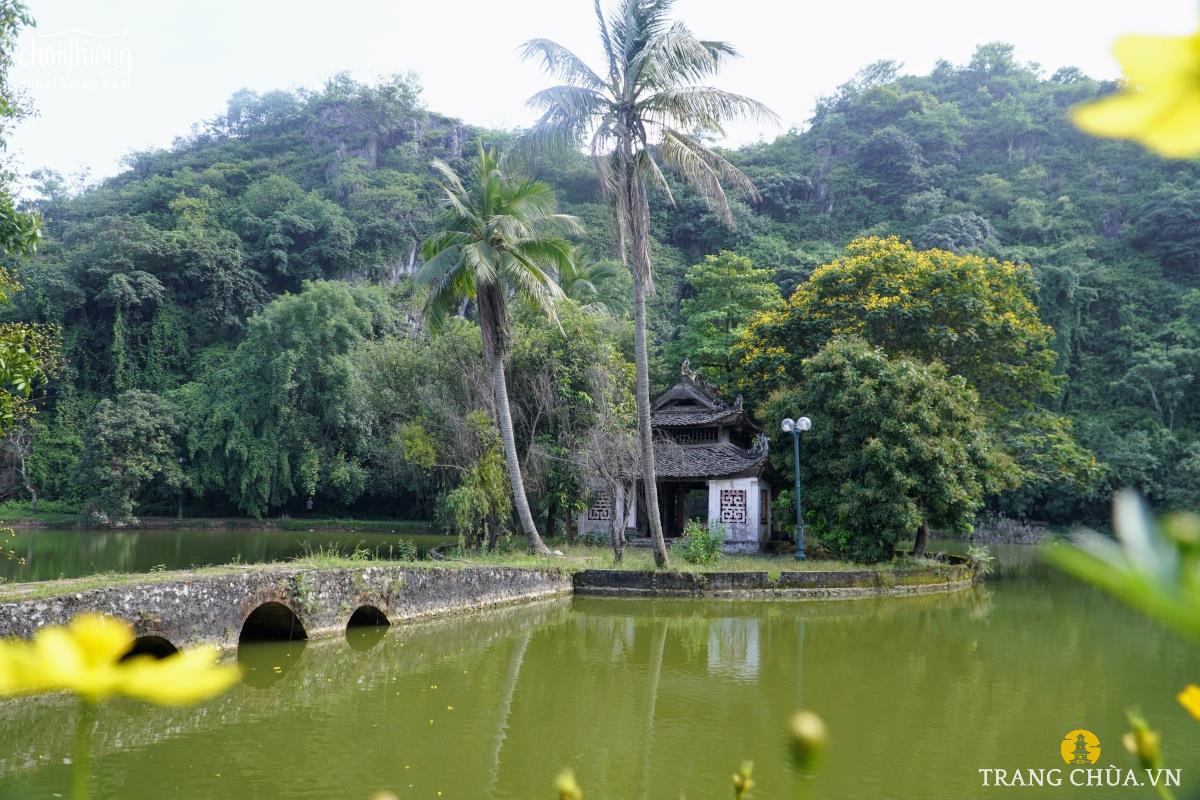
[[1138, 92, 1200, 156], [67, 614, 134, 668], [1113, 33, 1200, 84], [1072, 28, 1200, 157], [1178, 684, 1200, 721], [0, 615, 237, 704], [118, 647, 240, 706], [1073, 89, 1182, 139]]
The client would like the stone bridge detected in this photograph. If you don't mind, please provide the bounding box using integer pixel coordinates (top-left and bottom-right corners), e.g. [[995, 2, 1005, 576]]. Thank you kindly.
[[0, 565, 572, 655]]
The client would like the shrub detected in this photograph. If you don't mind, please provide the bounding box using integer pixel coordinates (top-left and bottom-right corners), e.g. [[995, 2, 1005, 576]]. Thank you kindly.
[[0, 499, 78, 516], [391, 538, 419, 561], [966, 544, 996, 577], [672, 519, 726, 565]]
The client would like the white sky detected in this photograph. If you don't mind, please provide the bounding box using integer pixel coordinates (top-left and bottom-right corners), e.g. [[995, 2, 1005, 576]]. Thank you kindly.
[[7, 0, 1197, 186]]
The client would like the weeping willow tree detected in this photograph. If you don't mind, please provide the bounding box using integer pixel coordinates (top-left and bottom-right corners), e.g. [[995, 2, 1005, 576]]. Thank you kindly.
[[418, 146, 579, 555], [521, 0, 774, 566]]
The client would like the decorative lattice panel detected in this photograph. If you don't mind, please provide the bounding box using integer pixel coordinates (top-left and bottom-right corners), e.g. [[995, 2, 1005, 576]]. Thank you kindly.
[[587, 493, 612, 521], [720, 489, 747, 524], [759, 489, 769, 525]]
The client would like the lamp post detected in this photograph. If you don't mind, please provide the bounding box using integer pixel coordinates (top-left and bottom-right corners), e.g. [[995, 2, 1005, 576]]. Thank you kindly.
[[781, 416, 812, 560]]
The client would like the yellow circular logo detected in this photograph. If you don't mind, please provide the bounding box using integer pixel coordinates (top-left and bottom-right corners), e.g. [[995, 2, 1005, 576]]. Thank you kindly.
[[1060, 729, 1101, 765]]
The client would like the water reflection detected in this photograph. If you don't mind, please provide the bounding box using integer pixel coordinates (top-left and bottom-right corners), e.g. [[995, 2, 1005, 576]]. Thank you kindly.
[[0, 567, 1193, 800], [706, 617, 760, 680], [237, 639, 308, 689], [0, 527, 450, 582], [345, 624, 388, 652]]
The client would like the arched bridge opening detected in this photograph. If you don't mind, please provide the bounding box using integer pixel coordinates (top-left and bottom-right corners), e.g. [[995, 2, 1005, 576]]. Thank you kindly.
[[119, 635, 178, 662], [239, 601, 308, 644], [346, 604, 390, 650]]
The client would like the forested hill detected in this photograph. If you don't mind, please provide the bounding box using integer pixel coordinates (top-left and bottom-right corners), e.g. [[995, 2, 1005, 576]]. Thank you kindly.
[[9, 44, 1200, 521]]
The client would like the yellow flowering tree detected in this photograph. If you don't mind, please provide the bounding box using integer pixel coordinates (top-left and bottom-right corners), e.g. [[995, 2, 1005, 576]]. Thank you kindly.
[[737, 236, 1058, 411], [735, 237, 1099, 508]]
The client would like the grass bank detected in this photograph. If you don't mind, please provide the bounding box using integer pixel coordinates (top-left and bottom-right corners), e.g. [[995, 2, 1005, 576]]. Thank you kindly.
[[0, 543, 946, 602]]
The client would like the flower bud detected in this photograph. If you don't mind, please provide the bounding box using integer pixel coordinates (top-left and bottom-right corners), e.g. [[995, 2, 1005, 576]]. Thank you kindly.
[[732, 761, 755, 799], [555, 769, 582, 800], [788, 710, 829, 769], [1123, 711, 1163, 770]]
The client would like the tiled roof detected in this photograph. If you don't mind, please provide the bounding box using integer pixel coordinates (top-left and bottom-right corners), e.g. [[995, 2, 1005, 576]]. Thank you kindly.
[[654, 442, 768, 479], [651, 407, 742, 426]]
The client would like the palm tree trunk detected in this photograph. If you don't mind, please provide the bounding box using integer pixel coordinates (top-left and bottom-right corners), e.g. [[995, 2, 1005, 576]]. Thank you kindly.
[[491, 352, 552, 555], [633, 279, 669, 567], [623, 162, 670, 568]]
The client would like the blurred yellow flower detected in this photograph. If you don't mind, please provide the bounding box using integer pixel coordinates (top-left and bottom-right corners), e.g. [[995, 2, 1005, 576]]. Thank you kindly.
[[1178, 684, 1200, 721], [1073, 30, 1200, 157], [0, 614, 238, 705], [554, 769, 582, 800]]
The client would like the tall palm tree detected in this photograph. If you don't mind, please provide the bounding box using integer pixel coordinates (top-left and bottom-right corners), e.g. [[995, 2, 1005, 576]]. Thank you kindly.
[[418, 145, 579, 556], [521, 0, 774, 566]]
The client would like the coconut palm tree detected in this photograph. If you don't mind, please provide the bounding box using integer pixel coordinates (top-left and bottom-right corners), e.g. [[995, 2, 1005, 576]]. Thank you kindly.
[[521, 0, 774, 566], [418, 145, 579, 556], [557, 254, 628, 316]]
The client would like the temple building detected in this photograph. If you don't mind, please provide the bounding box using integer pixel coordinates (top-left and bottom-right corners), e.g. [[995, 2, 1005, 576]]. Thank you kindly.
[[577, 362, 776, 553]]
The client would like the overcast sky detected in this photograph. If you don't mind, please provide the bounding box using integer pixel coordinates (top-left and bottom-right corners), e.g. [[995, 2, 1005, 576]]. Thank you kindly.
[[7, 1, 1196, 187]]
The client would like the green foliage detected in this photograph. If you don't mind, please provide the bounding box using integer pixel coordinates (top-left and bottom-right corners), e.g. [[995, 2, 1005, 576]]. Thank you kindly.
[[6, 41, 1199, 525], [966, 544, 996, 577], [417, 145, 576, 357], [439, 411, 512, 548], [390, 538, 419, 562], [671, 519, 727, 565], [78, 390, 183, 524], [739, 236, 1099, 517], [662, 252, 782, 386], [181, 281, 397, 516], [739, 236, 1059, 413], [764, 337, 1013, 562], [1043, 491, 1200, 645]]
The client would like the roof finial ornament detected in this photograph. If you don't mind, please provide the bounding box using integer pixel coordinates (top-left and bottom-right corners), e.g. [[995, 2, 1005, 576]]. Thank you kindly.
[[734, 394, 744, 410], [680, 359, 700, 382]]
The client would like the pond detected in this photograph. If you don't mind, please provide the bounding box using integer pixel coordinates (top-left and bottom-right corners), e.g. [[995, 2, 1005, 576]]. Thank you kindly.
[[0, 547, 1195, 799], [0, 527, 451, 583]]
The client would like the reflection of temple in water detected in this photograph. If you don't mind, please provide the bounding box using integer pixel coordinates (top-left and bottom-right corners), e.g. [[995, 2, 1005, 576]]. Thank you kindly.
[[706, 618, 761, 680]]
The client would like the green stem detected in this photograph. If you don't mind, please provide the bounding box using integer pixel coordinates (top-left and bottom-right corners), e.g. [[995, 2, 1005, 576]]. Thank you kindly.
[[72, 701, 94, 800]]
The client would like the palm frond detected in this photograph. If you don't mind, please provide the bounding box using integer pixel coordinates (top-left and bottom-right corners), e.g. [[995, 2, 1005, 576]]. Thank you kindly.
[[503, 249, 564, 328], [662, 127, 758, 203], [520, 39, 607, 90], [590, 125, 621, 196], [526, 84, 609, 118], [658, 128, 732, 225], [638, 86, 776, 133], [429, 158, 468, 199], [419, 251, 475, 332], [593, 0, 621, 89], [637, 148, 676, 207], [632, 22, 727, 88], [417, 149, 580, 348]]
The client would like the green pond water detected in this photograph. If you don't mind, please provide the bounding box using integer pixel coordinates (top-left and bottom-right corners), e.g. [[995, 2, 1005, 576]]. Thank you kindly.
[[0, 527, 450, 582], [0, 547, 1197, 799]]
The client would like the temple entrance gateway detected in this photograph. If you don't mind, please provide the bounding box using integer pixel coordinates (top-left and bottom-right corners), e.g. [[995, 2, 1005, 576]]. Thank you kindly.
[[578, 362, 778, 553]]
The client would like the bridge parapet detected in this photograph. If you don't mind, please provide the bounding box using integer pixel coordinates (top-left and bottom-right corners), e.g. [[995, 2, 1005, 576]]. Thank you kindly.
[[0, 565, 572, 650]]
